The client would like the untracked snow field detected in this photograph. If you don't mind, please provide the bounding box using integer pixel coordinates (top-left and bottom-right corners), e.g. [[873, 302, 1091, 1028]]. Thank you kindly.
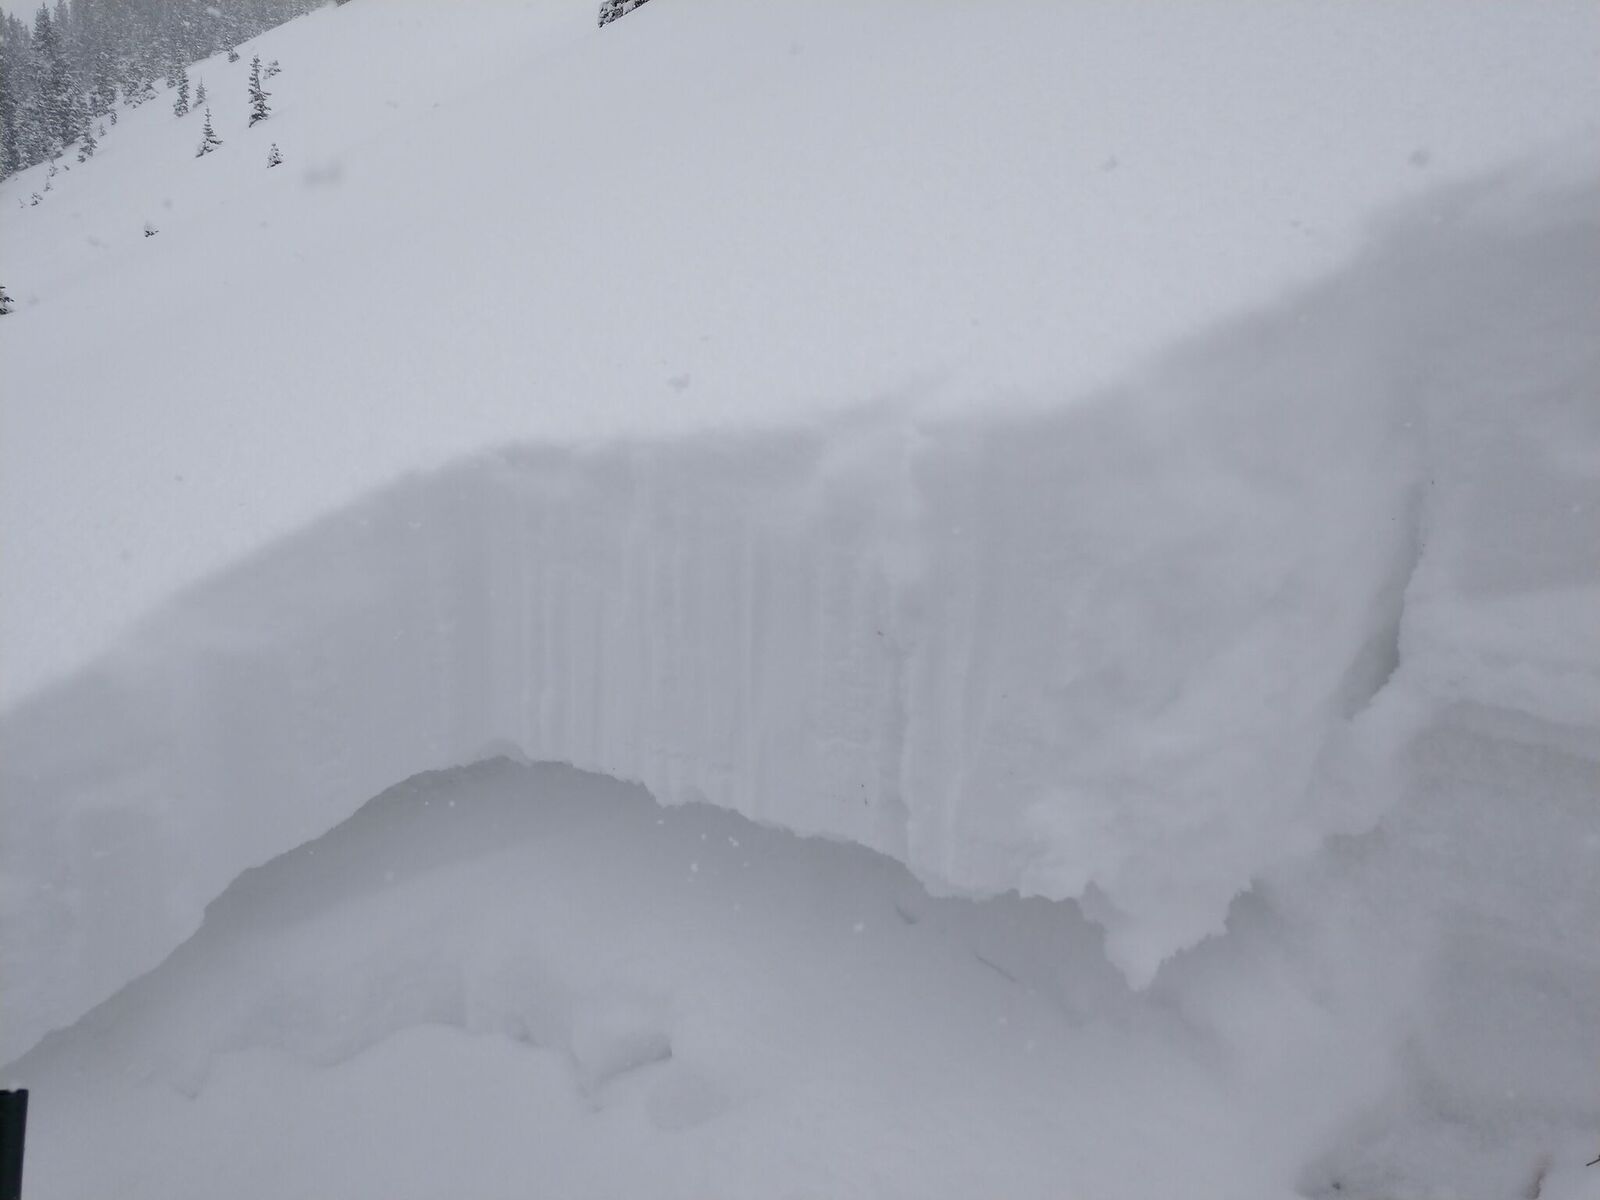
[[3, 1, 1599, 1197]]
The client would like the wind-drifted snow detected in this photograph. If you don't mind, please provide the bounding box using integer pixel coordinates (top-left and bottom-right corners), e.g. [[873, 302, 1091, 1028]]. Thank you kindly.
[[0, 298, 1410, 1057], [5, 172, 1598, 1079], [2, 1, 1599, 1195]]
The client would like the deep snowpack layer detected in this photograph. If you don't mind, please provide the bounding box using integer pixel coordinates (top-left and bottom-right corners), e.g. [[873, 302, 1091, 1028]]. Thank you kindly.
[[6, 169, 1600, 1076], [0, 330, 1411, 1059]]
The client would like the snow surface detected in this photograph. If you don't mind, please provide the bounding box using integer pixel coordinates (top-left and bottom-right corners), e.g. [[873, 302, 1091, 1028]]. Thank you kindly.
[[3, 0, 1600, 1196], [4, 0, 1598, 706]]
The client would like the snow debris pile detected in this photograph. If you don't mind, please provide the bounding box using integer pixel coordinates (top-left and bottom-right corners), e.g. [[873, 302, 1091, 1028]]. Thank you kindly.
[[0, 761, 1299, 1200]]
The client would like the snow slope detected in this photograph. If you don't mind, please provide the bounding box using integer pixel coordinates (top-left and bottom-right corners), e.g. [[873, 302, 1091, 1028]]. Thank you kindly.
[[4, 0, 1597, 706], [2, 1, 1599, 1194]]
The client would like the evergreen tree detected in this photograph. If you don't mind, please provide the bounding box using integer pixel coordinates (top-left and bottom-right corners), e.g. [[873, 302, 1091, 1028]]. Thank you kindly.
[[75, 113, 95, 160], [226, 45, 239, 63], [195, 105, 220, 156], [247, 53, 269, 125], [598, 0, 650, 28], [31, 7, 75, 153], [67, 78, 86, 145], [265, 58, 280, 78], [2, 0, 325, 181], [0, 21, 20, 177], [89, 41, 118, 122], [173, 64, 189, 116], [125, 70, 155, 107], [267, 141, 281, 167], [195, 78, 207, 108], [0, 284, 14, 315], [19, 84, 53, 165]]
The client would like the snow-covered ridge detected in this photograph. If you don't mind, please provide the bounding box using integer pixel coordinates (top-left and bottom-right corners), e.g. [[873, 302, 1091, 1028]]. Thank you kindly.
[[8, 172, 1597, 1068]]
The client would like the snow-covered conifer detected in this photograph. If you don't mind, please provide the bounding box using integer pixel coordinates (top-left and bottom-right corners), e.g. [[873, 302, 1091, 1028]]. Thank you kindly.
[[174, 67, 191, 117], [267, 142, 283, 167], [196, 107, 222, 156], [248, 55, 271, 126], [598, 0, 650, 28]]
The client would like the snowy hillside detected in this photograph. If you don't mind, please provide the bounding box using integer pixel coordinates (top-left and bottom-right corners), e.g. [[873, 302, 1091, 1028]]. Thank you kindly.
[[2, 1, 1599, 1197]]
